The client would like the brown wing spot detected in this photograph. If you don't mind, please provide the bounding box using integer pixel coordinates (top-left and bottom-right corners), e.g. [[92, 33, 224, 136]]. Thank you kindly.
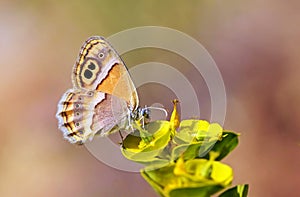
[[98, 52, 105, 59], [88, 62, 96, 70], [84, 69, 93, 79], [79, 59, 101, 87]]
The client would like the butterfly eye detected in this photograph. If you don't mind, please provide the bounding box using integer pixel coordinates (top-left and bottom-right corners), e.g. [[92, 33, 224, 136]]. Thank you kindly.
[[98, 52, 105, 58]]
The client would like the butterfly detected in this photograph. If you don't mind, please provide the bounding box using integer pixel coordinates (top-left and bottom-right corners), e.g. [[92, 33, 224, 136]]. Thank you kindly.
[[56, 36, 149, 144]]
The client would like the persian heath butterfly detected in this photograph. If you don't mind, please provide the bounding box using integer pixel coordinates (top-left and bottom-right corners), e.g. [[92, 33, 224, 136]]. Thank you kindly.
[[56, 36, 150, 144]]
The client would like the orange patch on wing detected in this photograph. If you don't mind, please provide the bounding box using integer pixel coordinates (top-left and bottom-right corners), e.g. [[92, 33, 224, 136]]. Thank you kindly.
[[96, 63, 137, 107]]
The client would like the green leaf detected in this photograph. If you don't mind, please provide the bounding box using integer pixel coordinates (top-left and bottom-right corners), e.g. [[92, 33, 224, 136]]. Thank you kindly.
[[174, 120, 209, 144], [203, 131, 239, 161], [209, 160, 233, 186], [171, 120, 223, 161], [121, 121, 172, 165], [141, 164, 175, 197], [141, 157, 233, 197], [218, 184, 249, 197], [174, 120, 222, 144], [180, 158, 233, 185], [171, 141, 216, 161], [196, 123, 223, 142], [169, 186, 224, 197]]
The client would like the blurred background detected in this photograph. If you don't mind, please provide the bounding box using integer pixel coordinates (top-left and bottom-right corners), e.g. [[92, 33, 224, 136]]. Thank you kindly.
[[0, 0, 299, 196]]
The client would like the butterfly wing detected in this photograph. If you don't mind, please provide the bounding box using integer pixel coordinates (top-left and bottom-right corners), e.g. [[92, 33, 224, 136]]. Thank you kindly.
[[56, 89, 129, 144], [56, 36, 138, 144], [72, 36, 139, 111]]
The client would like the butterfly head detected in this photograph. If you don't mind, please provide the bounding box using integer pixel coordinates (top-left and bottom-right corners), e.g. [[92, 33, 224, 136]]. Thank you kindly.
[[131, 106, 150, 121]]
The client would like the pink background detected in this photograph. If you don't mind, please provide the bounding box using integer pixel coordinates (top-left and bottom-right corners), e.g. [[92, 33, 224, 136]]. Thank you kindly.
[[0, 1, 299, 196]]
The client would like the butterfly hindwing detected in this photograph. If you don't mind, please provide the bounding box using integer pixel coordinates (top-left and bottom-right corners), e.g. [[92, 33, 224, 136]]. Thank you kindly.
[[56, 89, 103, 143], [56, 88, 130, 144]]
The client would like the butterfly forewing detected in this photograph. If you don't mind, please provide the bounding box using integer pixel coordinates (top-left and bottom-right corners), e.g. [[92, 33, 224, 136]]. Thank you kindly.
[[72, 36, 138, 110]]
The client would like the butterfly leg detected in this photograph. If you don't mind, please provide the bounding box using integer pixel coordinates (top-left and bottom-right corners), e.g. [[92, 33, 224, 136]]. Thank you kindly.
[[127, 111, 135, 131], [141, 116, 145, 128], [118, 130, 125, 147]]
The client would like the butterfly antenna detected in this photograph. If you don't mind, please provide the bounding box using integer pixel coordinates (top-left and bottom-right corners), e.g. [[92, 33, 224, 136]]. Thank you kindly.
[[146, 106, 168, 118]]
